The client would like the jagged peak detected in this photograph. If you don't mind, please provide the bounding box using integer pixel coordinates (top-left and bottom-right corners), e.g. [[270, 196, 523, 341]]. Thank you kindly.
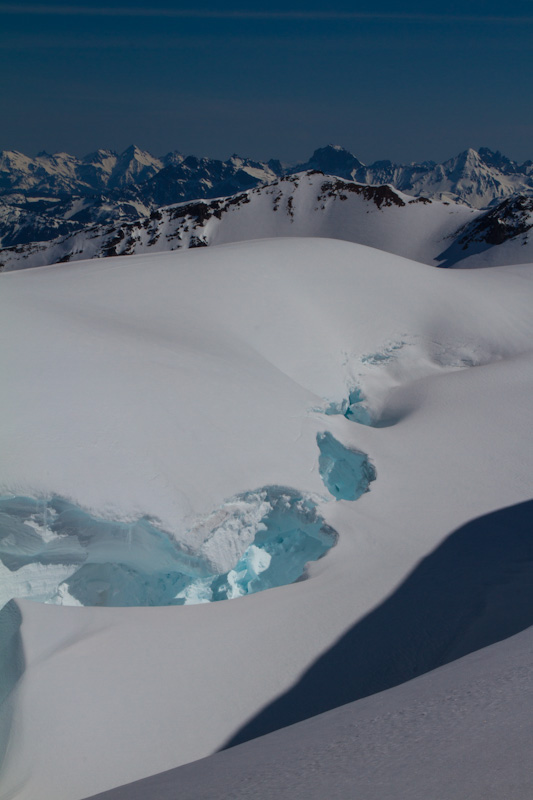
[[478, 147, 522, 173], [0, 149, 31, 161], [162, 150, 184, 165], [451, 147, 483, 167], [121, 144, 142, 156], [118, 144, 160, 163], [320, 144, 349, 153]]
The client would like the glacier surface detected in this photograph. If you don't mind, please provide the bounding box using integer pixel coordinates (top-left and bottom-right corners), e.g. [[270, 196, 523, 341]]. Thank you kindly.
[[2, 239, 533, 800]]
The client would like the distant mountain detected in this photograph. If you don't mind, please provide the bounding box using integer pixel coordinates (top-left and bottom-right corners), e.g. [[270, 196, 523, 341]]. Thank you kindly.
[[298, 146, 533, 209], [0, 194, 152, 249], [0, 145, 162, 196], [294, 145, 365, 178], [0, 146, 283, 204], [141, 154, 283, 208], [0, 146, 285, 248]]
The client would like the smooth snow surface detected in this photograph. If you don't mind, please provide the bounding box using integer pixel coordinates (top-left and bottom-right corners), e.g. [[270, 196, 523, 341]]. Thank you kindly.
[[1, 238, 533, 800]]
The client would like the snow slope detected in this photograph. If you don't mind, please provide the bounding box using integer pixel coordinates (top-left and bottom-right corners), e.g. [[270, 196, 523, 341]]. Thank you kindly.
[[1, 238, 533, 799], [438, 193, 533, 268], [85, 623, 533, 800]]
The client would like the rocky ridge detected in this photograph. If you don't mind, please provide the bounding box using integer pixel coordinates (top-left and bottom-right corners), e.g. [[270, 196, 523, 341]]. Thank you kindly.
[[0, 172, 480, 271]]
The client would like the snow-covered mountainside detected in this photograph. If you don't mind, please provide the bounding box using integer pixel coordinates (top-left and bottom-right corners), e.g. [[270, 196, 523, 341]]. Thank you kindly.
[[437, 192, 533, 268], [0, 194, 151, 250], [0, 172, 481, 271], [5, 172, 533, 272], [1, 238, 533, 799], [0, 146, 283, 248], [0, 144, 531, 252]]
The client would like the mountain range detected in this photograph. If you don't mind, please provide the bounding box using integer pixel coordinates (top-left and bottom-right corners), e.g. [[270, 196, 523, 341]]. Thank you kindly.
[[1, 144, 532, 248], [1, 144, 532, 273]]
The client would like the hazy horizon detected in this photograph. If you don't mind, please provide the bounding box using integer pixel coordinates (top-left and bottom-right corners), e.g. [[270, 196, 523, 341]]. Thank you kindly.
[[1, 1, 532, 165]]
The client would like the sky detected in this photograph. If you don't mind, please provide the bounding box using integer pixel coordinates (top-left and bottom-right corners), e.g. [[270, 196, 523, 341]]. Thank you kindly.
[[1, 0, 532, 165]]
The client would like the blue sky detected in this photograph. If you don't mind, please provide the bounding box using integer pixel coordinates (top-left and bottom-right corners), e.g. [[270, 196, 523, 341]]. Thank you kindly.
[[1, 1, 532, 163]]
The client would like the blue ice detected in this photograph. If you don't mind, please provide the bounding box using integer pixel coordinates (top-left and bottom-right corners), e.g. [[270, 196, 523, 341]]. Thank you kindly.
[[325, 387, 374, 426], [317, 432, 376, 501], [0, 490, 336, 608]]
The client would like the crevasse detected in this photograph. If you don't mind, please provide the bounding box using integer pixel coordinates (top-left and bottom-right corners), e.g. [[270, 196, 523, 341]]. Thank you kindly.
[[317, 431, 376, 501], [0, 490, 336, 608]]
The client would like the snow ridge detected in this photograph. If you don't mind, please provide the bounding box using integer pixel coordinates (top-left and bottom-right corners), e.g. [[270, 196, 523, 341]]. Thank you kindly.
[[0, 172, 481, 271]]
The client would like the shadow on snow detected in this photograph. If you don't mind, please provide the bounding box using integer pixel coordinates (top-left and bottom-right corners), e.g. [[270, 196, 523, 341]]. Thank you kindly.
[[223, 498, 533, 749]]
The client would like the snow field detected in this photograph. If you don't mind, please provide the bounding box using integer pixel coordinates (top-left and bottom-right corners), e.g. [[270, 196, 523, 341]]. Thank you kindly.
[[1, 238, 533, 799]]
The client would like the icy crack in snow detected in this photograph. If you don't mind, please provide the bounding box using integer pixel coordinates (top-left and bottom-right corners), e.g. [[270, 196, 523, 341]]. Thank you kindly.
[[0, 490, 336, 608], [322, 337, 493, 429], [317, 432, 376, 501], [325, 386, 374, 427]]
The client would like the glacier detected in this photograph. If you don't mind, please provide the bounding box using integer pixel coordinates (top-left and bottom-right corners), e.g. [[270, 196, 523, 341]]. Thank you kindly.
[[0, 490, 336, 608], [2, 238, 533, 800]]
